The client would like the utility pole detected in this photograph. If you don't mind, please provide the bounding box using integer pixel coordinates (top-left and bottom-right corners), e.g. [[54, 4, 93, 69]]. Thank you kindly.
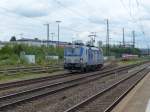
[[106, 19, 110, 56], [122, 28, 125, 47], [132, 30, 135, 48], [56, 21, 61, 48], [147, 45, 150, 56], [119, 41, 122, 47], [50, 33, 55, 42], [44, 24, 50, 47]]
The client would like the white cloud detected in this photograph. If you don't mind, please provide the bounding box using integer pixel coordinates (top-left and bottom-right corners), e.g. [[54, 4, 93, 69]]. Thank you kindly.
[[0, 0, 149, 48]]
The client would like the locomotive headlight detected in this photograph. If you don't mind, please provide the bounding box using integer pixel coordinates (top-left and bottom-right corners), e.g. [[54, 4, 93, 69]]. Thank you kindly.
[[80, 58, 83, 63]]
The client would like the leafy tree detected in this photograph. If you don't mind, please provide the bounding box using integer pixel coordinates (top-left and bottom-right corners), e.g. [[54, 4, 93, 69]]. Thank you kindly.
[[10, 36, 16, 41], [102, 45, 141, 57], [13, 44, 24, 56]]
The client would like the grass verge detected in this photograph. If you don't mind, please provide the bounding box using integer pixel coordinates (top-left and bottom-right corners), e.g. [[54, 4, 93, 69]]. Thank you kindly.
[[118, 58, 148, 66], [0, 68, 64, 84]]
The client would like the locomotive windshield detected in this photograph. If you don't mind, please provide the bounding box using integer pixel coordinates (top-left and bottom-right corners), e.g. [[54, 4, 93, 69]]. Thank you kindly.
[[65, 47, 83, 56]]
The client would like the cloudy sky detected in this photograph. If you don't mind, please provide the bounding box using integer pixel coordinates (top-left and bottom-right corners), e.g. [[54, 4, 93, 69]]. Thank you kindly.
[[0, 0, 150, 48]]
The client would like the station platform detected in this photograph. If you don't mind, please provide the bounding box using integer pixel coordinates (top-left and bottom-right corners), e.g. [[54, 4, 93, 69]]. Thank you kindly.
[[112, 72, 150, 112]]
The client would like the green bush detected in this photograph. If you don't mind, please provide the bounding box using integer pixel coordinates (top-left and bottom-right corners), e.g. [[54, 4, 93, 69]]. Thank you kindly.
[[0, 44, 64, 66], [102, 46, 141, 57]]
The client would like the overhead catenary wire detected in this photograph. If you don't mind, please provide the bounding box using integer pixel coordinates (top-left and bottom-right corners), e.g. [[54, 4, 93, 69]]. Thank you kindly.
[[54, 0, 91, 22], [119, 0, 149, 48], [119, 0, 146, 48], [134, 0, 150, 48], [0, 0, 149, 48], [0, 1, 121, 43]]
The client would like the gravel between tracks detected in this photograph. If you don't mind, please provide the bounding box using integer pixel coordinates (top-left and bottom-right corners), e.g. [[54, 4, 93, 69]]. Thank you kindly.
[[74, 68, 150, 112], [2, 64, 143, 112], [0, 65, 117, 97]]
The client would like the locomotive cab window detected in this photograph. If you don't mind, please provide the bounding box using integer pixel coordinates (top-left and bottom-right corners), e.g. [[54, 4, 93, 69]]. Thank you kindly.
[[65, 47, 83, 56]]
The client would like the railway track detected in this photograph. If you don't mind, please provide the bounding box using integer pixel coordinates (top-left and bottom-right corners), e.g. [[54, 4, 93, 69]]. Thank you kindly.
[[0, 63, 137, 91], [0, 65, 63, 75], [0, 64, 113, 90], [63, 64, 150, 112], [0, 63, 116, 91], [0, 62, 145, 110]]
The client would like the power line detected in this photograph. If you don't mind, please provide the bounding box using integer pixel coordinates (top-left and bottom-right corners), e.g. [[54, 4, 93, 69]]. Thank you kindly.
[[119, 0, 149, 48], [129, 0, 132, 18], [54, 0, 90, 22], [0, 2, 108, 41], [120, 0, 134, 20], [54, 0, 105, 26], [134, 0, 150, 48]]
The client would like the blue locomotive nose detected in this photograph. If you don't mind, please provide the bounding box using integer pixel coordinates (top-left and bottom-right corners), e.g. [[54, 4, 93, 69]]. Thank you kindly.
[[64, 47, 83, 70]]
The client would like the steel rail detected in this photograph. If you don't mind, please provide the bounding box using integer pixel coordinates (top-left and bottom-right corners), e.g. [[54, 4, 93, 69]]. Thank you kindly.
[[0, 66, 63, 74], [0, 63, 136, 91], [0, 63, 140, 110], [103, 68, 150, 112], [63, 64, 149, 112]]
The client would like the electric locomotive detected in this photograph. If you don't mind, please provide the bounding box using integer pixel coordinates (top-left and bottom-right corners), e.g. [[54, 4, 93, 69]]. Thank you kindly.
[[64, 42, 104, 72]]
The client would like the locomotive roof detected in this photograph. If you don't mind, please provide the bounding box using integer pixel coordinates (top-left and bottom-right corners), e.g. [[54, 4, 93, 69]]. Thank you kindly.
[[65, 44, 102, 51]]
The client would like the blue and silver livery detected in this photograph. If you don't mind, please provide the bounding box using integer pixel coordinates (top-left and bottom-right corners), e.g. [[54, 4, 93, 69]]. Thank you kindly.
[[64, 44, 104, 72]]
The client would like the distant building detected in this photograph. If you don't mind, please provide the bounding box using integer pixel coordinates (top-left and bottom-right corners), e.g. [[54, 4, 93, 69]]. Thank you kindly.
[[16, 38, 42, 46], [0, 41, 7, 49], [16, 38, 69, 47]]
